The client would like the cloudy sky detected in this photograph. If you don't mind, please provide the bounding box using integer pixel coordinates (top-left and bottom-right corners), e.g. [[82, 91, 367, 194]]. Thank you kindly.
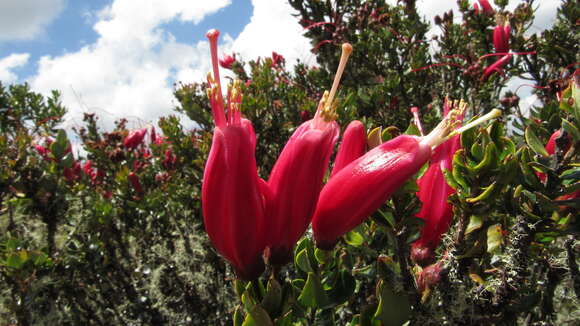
[[0, 0, 561, 131]]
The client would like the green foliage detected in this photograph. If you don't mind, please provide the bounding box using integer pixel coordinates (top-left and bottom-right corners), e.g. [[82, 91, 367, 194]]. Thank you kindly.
[[1, 0, 579, 325]]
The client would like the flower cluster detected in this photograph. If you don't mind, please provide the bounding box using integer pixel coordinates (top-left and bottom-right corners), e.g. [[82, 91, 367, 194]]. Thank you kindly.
[[201, 29, 502, 280]]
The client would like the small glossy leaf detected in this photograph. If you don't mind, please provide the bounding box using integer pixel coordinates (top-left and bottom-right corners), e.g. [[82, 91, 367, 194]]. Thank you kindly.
[[486, 224, 503, 254], [367, 126, 382, 149], [561, 119, 580, 142], [261, 278, 282, 316], [344, 229, 364, 246], [466, 182, 497, 203], [295, 249, 314, 273], [465, 215, 483, 235], [373, 280, 411, 326], [525, 127, 549, 157], [404, 122, 420, 136], [297, 272, 329, 308]]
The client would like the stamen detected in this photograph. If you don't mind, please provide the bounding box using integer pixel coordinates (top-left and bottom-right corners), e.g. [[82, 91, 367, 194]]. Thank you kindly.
[[327, 43, 353, 107], [451, 109, 501, 136], [410, 106, 425, 136], [206, 29, 226, 128], [315, 43, 353, 124], [420, 100, 500, 149]]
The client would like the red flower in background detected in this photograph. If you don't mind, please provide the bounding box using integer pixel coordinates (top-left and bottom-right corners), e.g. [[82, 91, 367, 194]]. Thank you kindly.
[[272, 51, 284, 67], [124, 128, 147, 149], [475, 0, 493, 15], [219, 53, 236, 69]]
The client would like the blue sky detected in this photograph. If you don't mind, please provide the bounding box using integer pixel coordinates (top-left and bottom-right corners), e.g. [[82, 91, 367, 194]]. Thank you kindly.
[[0, 0, 253, 81], [0, 0, 561, 131]]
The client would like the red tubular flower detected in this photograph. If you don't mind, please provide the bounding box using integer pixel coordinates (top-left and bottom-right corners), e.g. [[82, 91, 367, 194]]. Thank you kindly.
[[477, 0, 493, 15], [219, 53, 236, 69], [330, 120, 366, 177], [202, 29, 268, 280], [150, 126, 158, 144], [411, 99, 465, 266], [124, 127, 148, 149], [265, 43, 352, 265], [34, 144, 50, 161], [536, 130, 572, 182], [493, 22, 510, 55], [128, 172, 143, 194], [272, 51, 284, 67], [483, 21, 511, 80], [473, 3, 479, 14], [312, 104, 501, 249], [313, 135, 433, 249], [482, 54, 511, 80]]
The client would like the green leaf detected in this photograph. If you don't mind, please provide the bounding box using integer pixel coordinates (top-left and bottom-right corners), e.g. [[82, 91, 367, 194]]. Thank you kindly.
[[327, 270, 356, 305], [442, 168, 459, 190], [314, 248, 331, 265], [469, 142, 498, 174], [261, 278, 282, 316], [367, 126, 382, 149], [466, 182, 497, 203], [50, 129, 69, 160], [465, 215, 483, 235], [297, 272, 329, 308], [486, 224, 503, 254], [295, 249, 314, 273], [378, 209, 396, 228], [373, 280, 411, 326], [381, 128, 394, 142], [242, 304, 273, 326], [561, 119, 580, 142], [60, 152, 74, 169], [234, 306, 244, 326], [344, 229, 364, 247], [404, 122, 420, 136], [525, 126, 549, 157], [6, 252, 24, 269]]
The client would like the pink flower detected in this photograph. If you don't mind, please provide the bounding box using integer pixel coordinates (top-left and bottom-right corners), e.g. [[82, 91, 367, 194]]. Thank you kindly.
[[34, 144, 50, 160], [272, 51, 284, 67], [536, 130, 572, 182], [264, 43, 352, 265], [330, 120, 366, 177], [312, 102, 500, 249], [313, 134, 433, 249], [128, 172, 143, 194], [219, 53, 236, 69], [202, 29, 268, 280], [476, 0, 493, 15], [482, 54, 511, 80], [482, 22, 511, 80], [124, 128, 148, 149], [493, 22, 510, 55], [411, 99, 465, 266]]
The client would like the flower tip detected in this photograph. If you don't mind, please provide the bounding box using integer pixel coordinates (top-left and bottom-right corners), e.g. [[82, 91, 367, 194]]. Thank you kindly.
[[342, 43, 353, 56], [206, 29, 219, 40]]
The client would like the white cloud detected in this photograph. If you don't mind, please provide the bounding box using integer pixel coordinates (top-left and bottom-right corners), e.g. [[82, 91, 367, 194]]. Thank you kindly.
[[24, 0, 562, 133], [30, 0, 231, 130], [0, 0, 65, 41], [233, 0, 314, 67], [0, 53, 30, 84]]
